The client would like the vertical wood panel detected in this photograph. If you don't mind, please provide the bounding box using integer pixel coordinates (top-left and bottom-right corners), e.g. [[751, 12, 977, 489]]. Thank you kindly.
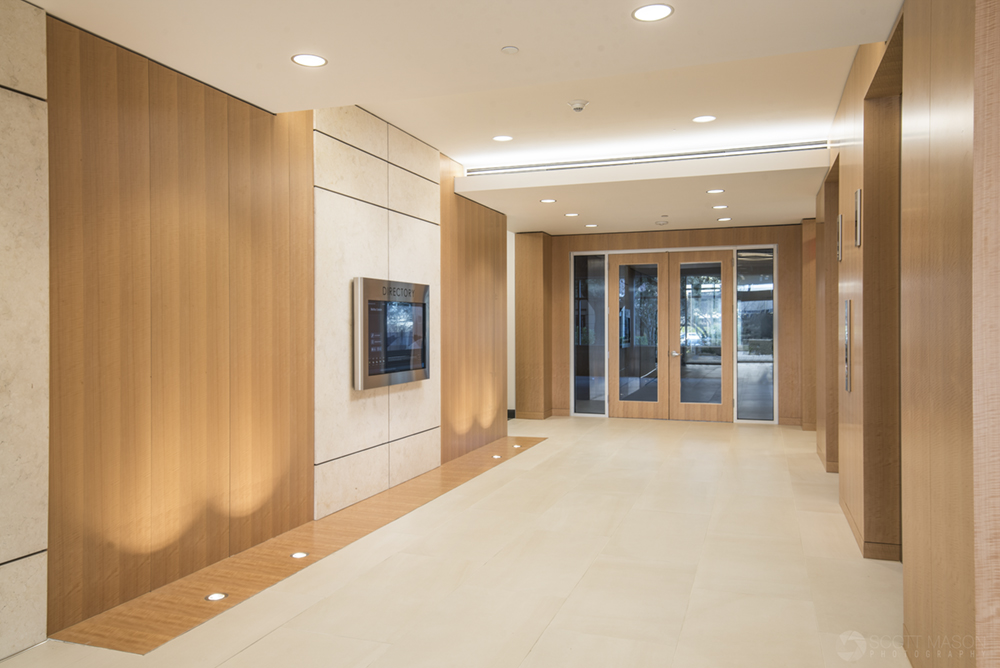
[[149, 63, 231, 588], [440, 157, 508, 462], [515, 232, 553, 420], [801, 220, 817, 431], [48, 18, 152, 632]]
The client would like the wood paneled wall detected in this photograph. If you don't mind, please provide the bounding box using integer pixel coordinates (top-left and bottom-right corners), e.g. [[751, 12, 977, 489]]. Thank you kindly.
[[901, 0, 976, 663], [801, 219, 817, 432], [973, 0, 1000, 661], [545, 226, 801, 423], [515, 232, 554, 419], [48, 19, 314, 633], [440, 157, 508, 462], [815, 171, 839, 471], [825, 30, 904, 562]]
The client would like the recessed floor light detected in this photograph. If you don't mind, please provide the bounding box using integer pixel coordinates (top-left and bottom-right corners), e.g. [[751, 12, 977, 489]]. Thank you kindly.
[[632, 4, 674, 21], [693, 115, 717, 123], [292, 54, 327, 67], [493, 455, 502, 459], [540, 199, 556, 203], [493, 135, 513, 142], [585, 224, 598, 228], [713, 205, 728, 209], [501, 46, 519, 54], [205, 593, 228, 601], [707, 189, 725, 194], [291, 552, 308, 559], [565, 213, 579, 217], [513, 444, 522, 448], [718, 217, 733, 222]]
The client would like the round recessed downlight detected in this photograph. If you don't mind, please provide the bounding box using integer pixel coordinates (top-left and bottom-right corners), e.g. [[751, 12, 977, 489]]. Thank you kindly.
[[707, 189, 725, 194], [718, 217, 733, 222], [655, 220, 669, 226], [713, 205, 728, 209], [292, 54, 327, 67], [493, 135, 513, 142], [565, 213, 579, 217], [501, 46, 520, 54], [205, 593, 228, 601], [693, 115, 717, 123], [493, 455, 502, 459], [540, 199, 557, 203], [632, 4, 674, 21], [585, 224, 598, 228], [291, 552, 308, 559]]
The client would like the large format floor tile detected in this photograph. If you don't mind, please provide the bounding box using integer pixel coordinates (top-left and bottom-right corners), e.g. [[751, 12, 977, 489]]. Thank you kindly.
[[3, 418, 910, 668]]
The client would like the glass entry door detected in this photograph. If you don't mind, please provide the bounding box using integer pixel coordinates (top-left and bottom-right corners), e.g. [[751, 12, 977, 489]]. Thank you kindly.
[[608, 253, 669, 419], [668, 250, 734, 422]]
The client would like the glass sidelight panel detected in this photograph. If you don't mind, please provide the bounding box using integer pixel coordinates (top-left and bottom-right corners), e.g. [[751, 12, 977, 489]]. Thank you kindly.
[[618, 264, 658, 402], [736, 249, 775, 420], [679, 263, 723, 404], [573, 255, 606, 414]]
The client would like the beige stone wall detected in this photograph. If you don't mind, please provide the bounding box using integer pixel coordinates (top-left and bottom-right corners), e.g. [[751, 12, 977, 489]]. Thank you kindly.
[[313, 106, 442, 518], [0, 0, 48, 659]]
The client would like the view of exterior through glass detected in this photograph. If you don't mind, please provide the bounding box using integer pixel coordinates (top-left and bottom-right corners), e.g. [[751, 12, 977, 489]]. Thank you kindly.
[[679, 263, 723, 404], [736, 249, 775, 420], [618, 264, 658, 402], [573, 256, 606, 414]]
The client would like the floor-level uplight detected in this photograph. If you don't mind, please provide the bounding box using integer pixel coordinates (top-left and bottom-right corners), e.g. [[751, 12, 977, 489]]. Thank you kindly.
[[291, 552, 308, 559], [632, 4, 674, 21], [205, 593, 228, 601], [493, 455, 502, 459], [513, 444, 522, 448], [292, 54, 327, 67]]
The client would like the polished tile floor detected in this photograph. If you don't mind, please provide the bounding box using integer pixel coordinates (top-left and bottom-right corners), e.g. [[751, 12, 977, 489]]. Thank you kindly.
[[5, 418, 912, 668]]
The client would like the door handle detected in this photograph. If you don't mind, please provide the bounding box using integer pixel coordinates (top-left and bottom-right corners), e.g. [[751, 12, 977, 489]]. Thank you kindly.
[[670, 351, 679, 357]]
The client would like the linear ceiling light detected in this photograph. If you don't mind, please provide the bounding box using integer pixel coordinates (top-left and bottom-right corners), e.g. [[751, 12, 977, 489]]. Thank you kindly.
[[467, 141, 827, 176]]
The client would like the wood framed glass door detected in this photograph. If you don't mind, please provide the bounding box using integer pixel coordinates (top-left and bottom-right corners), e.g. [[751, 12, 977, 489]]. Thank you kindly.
[[667, 250, 734, 422], [608, 253, 668, 419]]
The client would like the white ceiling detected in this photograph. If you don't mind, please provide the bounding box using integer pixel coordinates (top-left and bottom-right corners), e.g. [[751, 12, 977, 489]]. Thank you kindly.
[[39, 0, 905, 235]]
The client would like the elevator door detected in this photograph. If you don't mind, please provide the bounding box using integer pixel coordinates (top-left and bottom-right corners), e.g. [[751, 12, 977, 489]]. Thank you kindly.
[[608, 253, 669, 419]]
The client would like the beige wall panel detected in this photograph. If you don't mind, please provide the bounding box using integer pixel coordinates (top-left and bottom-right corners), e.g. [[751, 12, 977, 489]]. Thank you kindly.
[[388, 212, 441, 441], [388, 164, 440, 224], [389, 428, 442, 487], [314, 105, 387, 159], [314, 188, 389, 463], [0, 553, 46, 659], [388, 125, 440, 183], [0, 88, 48, 564], [0, 0, 46, 98], [314, 132, 388, 207], [974, 0, 1000, 660], [314, 446, 390, 519]]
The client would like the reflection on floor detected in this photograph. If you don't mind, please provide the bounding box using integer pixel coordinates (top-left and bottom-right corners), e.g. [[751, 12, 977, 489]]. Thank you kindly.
[[8, 418, 911, 668], [573, 376, 606, 415]]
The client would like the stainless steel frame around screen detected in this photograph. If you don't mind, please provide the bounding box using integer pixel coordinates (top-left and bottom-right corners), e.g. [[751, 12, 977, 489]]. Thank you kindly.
[[354, 277, 430, 390]]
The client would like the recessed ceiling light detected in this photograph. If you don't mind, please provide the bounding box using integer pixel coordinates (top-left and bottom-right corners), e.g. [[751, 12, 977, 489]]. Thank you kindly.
[[585, 224, 598, 228], [718, 217, 732, 222], [205, 593, 228, 601], [693, 115, 717, 123], [713, 205, 728, 209], [632, 4, 674, 21], [291, 552, 308, 559], [707, 189, 725, 194], [501, 46, 519, 54], [565, 213, 579, 217], [292, 54, 327, 67], [655, 220, 669, 226], [493, 135, 513, 142], [540, 199, 556, 203], [493, 455, 502, 459]]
